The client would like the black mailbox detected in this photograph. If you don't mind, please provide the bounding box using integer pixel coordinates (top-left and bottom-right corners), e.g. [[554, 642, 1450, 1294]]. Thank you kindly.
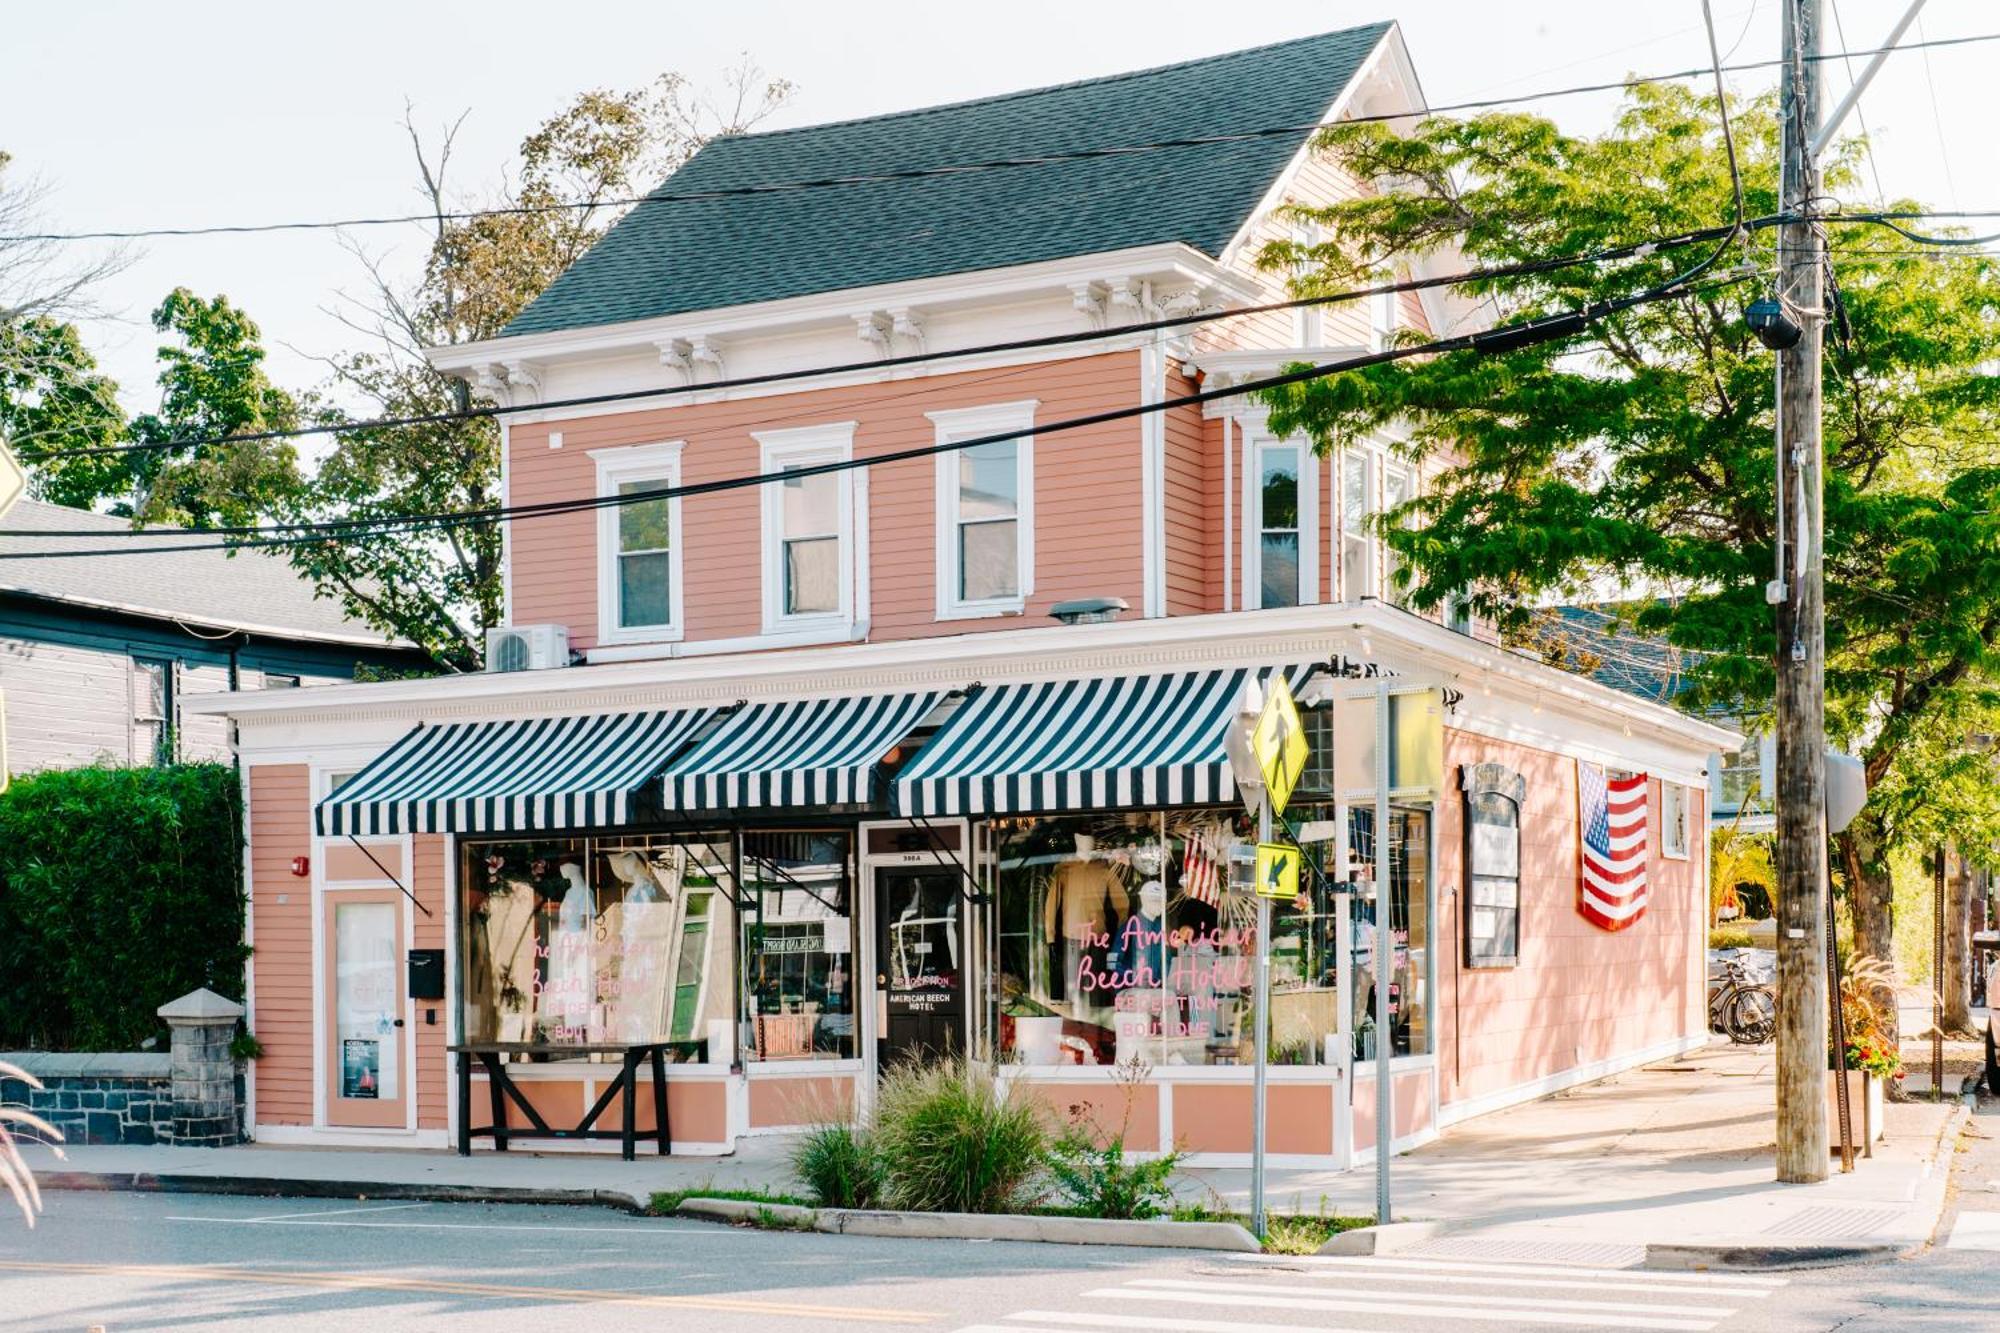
[[407, 948, 445, 1000]]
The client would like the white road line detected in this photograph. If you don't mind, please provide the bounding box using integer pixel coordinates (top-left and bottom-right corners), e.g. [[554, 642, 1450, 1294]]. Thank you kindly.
[[1946, 1210, 2000, 1250], [163, 1216, 712, 1236], [1128, 1276, 1738, 1320], [1082, 1285, 1718, 1332], [1208, 1263, 1778, 1298], [236, 1202, 433, 1222], [1001, 1313, 1393, 1333], [1226, 1251, 1789, 1288]]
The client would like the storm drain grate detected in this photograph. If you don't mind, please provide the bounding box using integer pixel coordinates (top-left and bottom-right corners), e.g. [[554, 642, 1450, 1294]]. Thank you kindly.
[[1401, 1237, 1648, 1268], [1768, 1206, 1902, 1238]]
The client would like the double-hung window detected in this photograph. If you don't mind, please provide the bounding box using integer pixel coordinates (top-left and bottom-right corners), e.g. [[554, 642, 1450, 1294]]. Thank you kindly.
[[1370, 265, 1399, 352], [1661, 782, 1691, 859], [592, 442, 685, 644], [756, 422, 856, 633], [931, 401, 1035, 618], [1340, 450, 1374, 601], [1243, 432, 1317, 609], [1382, 462, 1414, 607], [132, 656, 174, 765]]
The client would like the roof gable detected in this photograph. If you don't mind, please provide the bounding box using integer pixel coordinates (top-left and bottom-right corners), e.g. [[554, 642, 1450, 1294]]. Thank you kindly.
[[503, 24, 1392, 338]]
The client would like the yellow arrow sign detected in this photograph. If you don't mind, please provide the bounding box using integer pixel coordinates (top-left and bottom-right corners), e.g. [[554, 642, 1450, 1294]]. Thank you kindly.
[[1249, 672, 1309, 817], [1255, 841, 1298, 901], [0, 440, 22, 526]]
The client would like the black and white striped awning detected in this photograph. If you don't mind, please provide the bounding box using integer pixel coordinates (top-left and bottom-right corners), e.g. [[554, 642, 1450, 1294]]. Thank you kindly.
[[316, 708, 715, 836], [660, 691, 945, 811], [891, 666, 1301, 817]]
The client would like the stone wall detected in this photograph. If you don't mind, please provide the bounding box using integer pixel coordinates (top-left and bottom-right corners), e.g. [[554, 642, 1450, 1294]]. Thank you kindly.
[[0, 1053, 175, 1145]]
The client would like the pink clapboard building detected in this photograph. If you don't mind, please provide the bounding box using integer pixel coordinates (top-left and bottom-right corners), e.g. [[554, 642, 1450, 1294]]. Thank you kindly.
[[192, 23, 1733, 1165]]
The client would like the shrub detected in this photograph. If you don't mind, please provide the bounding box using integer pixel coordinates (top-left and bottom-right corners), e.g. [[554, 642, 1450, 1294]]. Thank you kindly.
[[872, 1056, 1046, 1214], [0, 763, 247, 1050], [791, 1121, 882, 1209], [1045, 1059, 1183, 1219], [1707, 925, 1755, 951]]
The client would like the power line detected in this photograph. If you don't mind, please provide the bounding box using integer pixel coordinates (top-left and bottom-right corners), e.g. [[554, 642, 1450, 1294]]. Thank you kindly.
[[1827, 0, 1889, 203], [10, 217, 1757, 466], [7, 30, 1998, 245], [0, 269, 1747, 561], [1914, 14, 1963, 212]]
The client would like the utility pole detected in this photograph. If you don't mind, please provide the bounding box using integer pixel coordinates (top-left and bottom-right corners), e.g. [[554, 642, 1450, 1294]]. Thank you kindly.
[[1772, 0, 1831, 1184]]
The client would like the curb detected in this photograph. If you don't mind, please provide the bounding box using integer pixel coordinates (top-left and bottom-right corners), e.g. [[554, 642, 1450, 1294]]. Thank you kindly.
[[39, 1170, 649, 1214], [1645, 1241, 1899, 1271], [675, 1197, 1261, 1251], [1315, 1220, 1445, 1256]]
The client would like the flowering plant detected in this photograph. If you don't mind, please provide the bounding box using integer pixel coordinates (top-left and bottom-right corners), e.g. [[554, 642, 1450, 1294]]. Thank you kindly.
[[1843, 1036, 1901, 1079]]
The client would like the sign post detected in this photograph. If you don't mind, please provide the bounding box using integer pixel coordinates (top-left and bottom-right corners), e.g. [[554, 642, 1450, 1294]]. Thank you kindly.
[[1233, 670, 1309, 1240]]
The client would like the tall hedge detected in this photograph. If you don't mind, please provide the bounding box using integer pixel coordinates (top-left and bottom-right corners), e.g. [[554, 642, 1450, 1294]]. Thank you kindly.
[[0, 763, 248, 1050]]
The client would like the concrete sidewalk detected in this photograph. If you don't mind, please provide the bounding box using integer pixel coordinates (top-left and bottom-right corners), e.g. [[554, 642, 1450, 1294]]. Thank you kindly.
[[1184, 1045, 1967, 1266], [22, 1045, 1970, 1264]]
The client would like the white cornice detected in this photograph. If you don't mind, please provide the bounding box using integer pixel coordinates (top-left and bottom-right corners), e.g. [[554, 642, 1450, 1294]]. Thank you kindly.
[[188, 601, 1735, 760], [425, 244, 1258, 377]]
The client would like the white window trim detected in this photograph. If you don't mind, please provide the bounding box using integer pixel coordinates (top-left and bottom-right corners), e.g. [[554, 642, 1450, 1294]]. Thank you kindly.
[[929, 400, 1037, 620], [1661, 781, 1691, 860], [754, 421, 857, 637], [1381, 458, 1417, 608], [592, 441, 686, 647], [1338, 447, 1376, 602], [1241, 428, 1319, 609], [1370, 264, 1398, 353]]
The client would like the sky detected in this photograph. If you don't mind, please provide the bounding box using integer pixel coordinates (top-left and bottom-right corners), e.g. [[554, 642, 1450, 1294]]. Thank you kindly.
[[2, 0, 1992, 413]]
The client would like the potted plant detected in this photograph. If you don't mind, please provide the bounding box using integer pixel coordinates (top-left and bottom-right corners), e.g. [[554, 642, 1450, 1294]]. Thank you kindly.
[[1828, 956, 1902, 1153]]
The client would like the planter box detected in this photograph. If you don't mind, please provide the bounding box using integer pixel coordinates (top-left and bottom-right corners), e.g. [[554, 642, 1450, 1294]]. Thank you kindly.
[[1826, 1069, 1885, 1153]]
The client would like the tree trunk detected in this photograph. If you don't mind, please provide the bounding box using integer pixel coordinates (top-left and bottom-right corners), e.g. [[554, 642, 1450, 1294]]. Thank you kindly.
[[1837, 810, 1898, 1053], [1942, 848, 1973, 1034]]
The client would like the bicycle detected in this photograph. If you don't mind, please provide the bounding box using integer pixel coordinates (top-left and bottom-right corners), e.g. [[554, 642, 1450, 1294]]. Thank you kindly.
[[1708, 958, 1777, 1045]]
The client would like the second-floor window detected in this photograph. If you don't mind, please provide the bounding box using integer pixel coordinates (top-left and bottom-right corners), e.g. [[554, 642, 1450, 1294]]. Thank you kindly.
[[1340, 449, 1374, 601], [757, 422, 855, 632], [132, 656, 173, 765], [1259, 443, 1302, 608], [1383, 461, 1414, 608], [930, 401, 1035, 618], [592, 441, 684, 644]]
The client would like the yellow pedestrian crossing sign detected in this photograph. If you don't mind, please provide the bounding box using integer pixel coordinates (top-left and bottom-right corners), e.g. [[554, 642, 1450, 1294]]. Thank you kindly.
[[1250, 672, 1309, 816], [1255, 842, 1298, 901]]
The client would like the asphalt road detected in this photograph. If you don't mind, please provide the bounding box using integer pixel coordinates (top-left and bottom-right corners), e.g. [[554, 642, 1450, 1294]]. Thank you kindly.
[[4, 1101, 1999, 1333]]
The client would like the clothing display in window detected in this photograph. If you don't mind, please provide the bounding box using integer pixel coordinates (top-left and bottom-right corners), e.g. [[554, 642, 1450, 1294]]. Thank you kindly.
[[604, 849, 678, 1044], [1041, 849, 1130, 1017], [546, 861, 597, 1038]]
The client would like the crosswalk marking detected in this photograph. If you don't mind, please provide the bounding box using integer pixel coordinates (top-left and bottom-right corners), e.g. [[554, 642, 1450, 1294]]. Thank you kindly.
[[1081, 1283, 1718, 1331], [1225, 1251, 1790, 1288], [1124, 1277, 1739, 1319], [1212, 1259, 1780, 1297], [955, 1250, 1794, 1333], [1946, 1209, 2000, 1250], [973, 1317, 1387, 1333]]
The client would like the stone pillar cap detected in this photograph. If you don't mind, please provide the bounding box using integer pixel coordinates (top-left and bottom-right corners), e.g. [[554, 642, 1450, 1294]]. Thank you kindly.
[[156, 987, 245, 1024]]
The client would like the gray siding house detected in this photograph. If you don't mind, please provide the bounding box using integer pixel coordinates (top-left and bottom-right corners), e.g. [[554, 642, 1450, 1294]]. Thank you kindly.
[[0, 500, 430, 774]]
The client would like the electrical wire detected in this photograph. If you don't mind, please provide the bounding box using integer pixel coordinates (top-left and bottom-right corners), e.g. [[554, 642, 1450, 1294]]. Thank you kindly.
[[1700, 0, 1750, 249], [6, 30, 1998, 245], [1913, 13, 1963, 211], [9, 217, 1759, 467], [0, 269, 1752, 561], [1828, 0, 1890, 204]]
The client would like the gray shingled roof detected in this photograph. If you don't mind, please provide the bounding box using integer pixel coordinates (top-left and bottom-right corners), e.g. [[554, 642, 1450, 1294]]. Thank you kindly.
[[0, 499, 407, 647], [503, 24, 1393, 337]]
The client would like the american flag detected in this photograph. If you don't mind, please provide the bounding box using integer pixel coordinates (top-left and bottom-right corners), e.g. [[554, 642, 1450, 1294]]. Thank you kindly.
[[1578, 761, 1649, 931], [1180, 829, 1221, 906]]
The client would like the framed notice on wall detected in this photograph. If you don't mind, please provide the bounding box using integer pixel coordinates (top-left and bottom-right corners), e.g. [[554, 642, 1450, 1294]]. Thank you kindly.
[[1462, 762, 1526, 969]]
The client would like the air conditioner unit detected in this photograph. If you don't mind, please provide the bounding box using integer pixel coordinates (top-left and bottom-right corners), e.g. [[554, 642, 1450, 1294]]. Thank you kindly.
[[484, 624, 569, 672]]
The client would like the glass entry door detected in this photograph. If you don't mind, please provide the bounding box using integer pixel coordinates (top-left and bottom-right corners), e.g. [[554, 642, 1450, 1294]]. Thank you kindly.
[[873, 868, 965, 1071], [323, 890, 407, 1128]]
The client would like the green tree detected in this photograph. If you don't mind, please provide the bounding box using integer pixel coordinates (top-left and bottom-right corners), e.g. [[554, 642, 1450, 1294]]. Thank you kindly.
[[295, 63, 793, 669], [0, 315, 127, 506], [126, 287, 303, 528], [1253, 84, 2000, 1041]]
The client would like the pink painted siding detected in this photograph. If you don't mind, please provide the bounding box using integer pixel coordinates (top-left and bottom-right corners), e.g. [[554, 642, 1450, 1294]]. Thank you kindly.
[[1434, 729, 1706, 1111], [412, 836, 449, 1131], [1162, 369, 1210, 617], [248, 765, 312, 1126], [748, 1074, 856, 1128], [509, 352, 1145, 651]]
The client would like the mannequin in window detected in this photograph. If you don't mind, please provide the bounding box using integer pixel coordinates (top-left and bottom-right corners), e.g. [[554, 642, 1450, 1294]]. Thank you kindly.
[[1042, 832, 1131, 1016], [545, 861, 596, 1039], [605, 850, 675, 1043]]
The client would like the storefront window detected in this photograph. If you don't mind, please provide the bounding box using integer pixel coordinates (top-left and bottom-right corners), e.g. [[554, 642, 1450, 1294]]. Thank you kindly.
[[1349, 806, 1431, 1059], [458, 832, 734, 1062], [740, 831, 857, 1060], [992, 810, 1341, 1067]]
